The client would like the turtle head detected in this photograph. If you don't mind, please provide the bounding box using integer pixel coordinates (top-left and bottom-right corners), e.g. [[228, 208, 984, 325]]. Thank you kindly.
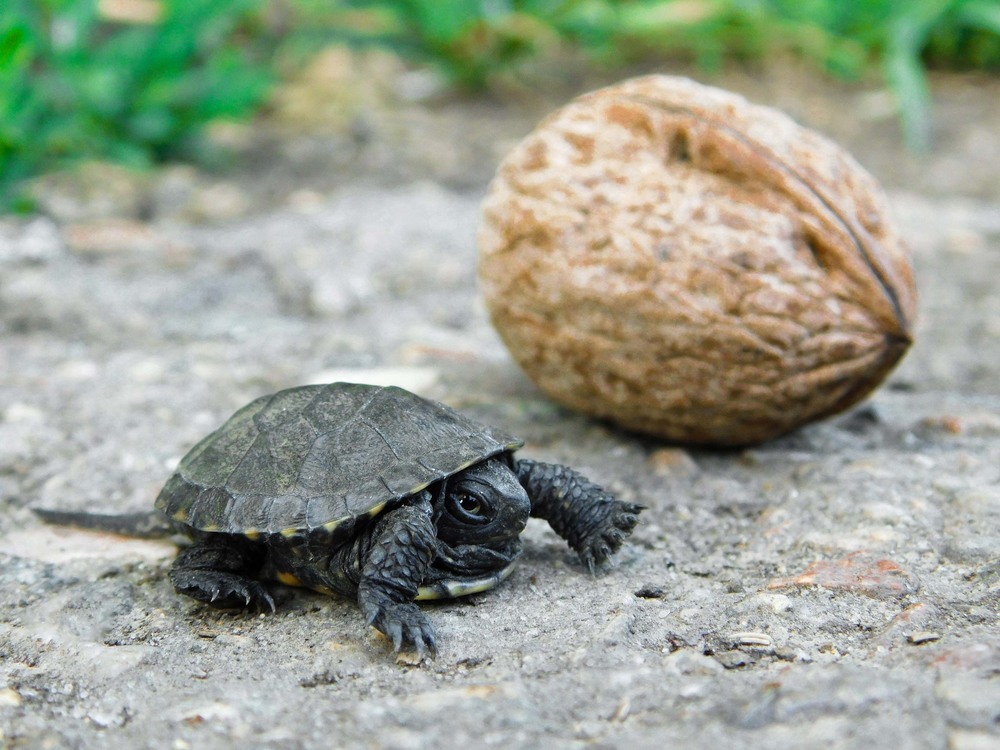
[[435, 457, 530, 548]]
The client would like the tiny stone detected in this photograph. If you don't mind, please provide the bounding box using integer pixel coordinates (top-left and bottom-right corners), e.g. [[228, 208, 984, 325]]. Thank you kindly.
[[176, 701, 239, 725], [634, 585, 666, 599], [56, 360, 101, 381], [878, 602, 939, 645], [299, 671, 339, 688], [948, 730, 1000, 750], [918, 413, 1000, 436], [184, 182, 252, 223], [3, 402, 45, 424], [945, 228, 987, 255], [662, 649, 725, 676], [287, 189, 326, 212], [647, 448, 699, 477], [678, 682, 708, 699], [917, 415, 964, 435], [127, 358, 167, 384], [714, 651, 751, 670], [732, 632, 773, 649], [395, 650, 423, 667], [87, 711, 119, 728], [774, 646, 798, 661], [0, 217, 64, 264], [907, 631, 942, 645], [757, 593, 792, 614]]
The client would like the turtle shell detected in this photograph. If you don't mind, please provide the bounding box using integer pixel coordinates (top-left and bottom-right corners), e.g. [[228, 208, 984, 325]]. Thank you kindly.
[[155, 383, 523, 538]]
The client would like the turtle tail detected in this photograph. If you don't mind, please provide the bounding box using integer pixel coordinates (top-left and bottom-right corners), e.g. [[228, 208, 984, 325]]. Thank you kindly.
[[33, 508, 175, 539]]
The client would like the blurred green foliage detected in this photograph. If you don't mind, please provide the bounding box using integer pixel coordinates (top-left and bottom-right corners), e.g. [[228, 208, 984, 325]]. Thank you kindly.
[[2, 0, 999, 209], [346, 0, 1000, 149], [0, 0, 275, 207]]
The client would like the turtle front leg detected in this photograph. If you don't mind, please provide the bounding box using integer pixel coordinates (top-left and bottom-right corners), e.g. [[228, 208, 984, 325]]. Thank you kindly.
[[514, 459, 644, 572], [356, 497, 439, 658]]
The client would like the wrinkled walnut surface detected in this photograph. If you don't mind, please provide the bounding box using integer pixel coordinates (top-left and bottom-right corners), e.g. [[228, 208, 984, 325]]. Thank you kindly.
[[479, 75, 917, 445]]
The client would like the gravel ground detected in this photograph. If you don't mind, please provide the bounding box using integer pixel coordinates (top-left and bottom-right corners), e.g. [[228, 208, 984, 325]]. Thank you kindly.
[[1, 62, 999, 749]]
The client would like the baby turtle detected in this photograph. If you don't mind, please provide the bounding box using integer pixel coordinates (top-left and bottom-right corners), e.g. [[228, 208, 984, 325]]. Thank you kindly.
[[154, 382, 642, 657]]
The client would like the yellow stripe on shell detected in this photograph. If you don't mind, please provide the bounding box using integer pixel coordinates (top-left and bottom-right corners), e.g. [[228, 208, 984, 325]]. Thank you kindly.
[[276, 571, 303, 587], [282, 499, 392, 537], [365, 500, 388, 518], [273, 572, 334, 596]]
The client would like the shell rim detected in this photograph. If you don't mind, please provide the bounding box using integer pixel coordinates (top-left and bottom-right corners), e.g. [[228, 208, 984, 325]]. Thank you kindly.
[[162, 438, 525, 538]]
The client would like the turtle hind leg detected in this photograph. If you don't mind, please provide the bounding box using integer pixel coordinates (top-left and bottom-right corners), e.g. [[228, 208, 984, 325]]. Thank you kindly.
[[514, 459, 644, 572], [169, 536, 276, 612]]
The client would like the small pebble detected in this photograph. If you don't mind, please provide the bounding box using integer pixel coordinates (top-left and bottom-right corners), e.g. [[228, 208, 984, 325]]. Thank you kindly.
[[714, 651, 751, 670], [732, 632, 773, 649], [647, 448, 699, 477], [0, 217, 64, 264], [948, 729, 1000, 750], [634, 585, 666, 599], [907, 631, 941, 645], [774, 646, 800, 662]]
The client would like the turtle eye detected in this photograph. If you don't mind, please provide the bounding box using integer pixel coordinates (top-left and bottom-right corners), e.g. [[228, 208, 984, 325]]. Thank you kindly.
[[447, 492, 490, 524], [458, 495, 481, 514]]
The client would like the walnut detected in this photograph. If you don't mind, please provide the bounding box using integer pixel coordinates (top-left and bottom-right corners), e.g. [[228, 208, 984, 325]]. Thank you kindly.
[[478, 76, 917, 445]]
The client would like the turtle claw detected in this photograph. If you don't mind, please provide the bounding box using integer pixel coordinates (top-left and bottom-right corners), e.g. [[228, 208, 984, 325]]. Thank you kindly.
[[367, 601, 437, 660], [580, 542, 613, 574], [577, 501, 645, 571], [256, 589, 278, 614], [171, 570, 276, 613]]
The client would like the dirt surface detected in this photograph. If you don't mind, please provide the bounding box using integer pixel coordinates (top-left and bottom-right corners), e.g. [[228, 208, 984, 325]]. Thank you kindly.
[[2, 58, 999, 749]]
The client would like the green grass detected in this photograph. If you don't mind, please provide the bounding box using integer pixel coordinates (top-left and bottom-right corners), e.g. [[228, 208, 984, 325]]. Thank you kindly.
[[342, 0, 1000, 149], [2, 0, 999, 209], [0, 0, 276, 208]]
